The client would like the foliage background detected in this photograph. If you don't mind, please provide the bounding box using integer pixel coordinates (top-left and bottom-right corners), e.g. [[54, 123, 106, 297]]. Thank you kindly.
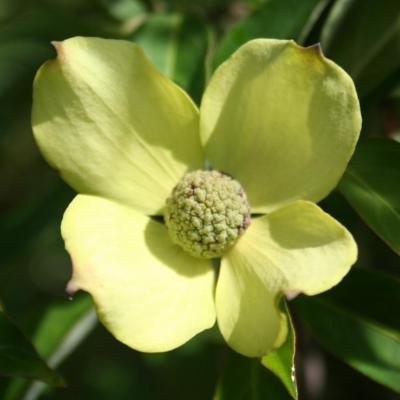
[[0, 0, 399, 399]]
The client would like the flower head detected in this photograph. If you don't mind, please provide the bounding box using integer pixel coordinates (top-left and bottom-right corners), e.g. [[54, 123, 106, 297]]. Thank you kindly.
[[164, 170, 250, 258], [32, 37, 361, 357]]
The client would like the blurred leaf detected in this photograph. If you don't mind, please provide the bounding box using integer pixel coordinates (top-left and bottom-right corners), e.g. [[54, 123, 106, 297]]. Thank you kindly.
[[338, 138, 400, 255], [214, 350, 292, 400], [0, 40, 52, 98], [261, 302, 297, 399], [392, 82, 400, 98], [213, 0, 329, 68], [1, 2, 119, 41], [0, 7, 108, 100], [0, 310, 62, 385], [320, 0, 400, 97], [31, 294, 95, 360], [0, 0, 22, 22], [0, 8, 91, 44], [4, 294, 96, 400], [170, 0, 234, 10], [320, 268, 400, 331], [0, 14, 78, 260], [0, 180, 73, 264], [392, 132, 400, 143], [99, 0, 146, 21], [132, 12, 211, 103], [39, 0, 90, 11], [293, 268, 400, 393]]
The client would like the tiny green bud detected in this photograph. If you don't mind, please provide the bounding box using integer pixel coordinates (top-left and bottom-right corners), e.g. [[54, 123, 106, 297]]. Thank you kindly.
[[164, 170, 251, 259]]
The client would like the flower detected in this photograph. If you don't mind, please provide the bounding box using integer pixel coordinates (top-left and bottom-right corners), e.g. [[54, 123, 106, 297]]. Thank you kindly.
[[32, 37, 361, 357]]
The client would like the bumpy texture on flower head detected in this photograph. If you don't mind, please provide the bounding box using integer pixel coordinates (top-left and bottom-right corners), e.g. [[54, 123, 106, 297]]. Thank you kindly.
[[164, 170, 250, 258], [32, 37, 361, 358]]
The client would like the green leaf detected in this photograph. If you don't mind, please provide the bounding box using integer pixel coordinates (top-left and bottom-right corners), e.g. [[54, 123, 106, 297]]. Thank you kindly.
[[0, 39, 52, 98], [213, 0, 329, 68], [338, 138, 400, 255], [0, 0, 22, 22], [293, 268, 400, 393], [132, 13, 211, 103], [0, 310, 62, 385], [0, 8, 103, 99], [0, 180, 73, 265], [214, 350, 292, 400], [31, 293, 95, 359], [261, 302, 297, 399], [320, 268, 400, 332], [4, 294, 96, 400], [99, 0, 146, 21], [320, 0, 400, 97], [0, 7, 98, 41]]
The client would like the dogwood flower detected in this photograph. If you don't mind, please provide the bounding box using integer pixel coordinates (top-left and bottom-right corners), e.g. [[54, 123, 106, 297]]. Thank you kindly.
[[32, 37, 361, 357]]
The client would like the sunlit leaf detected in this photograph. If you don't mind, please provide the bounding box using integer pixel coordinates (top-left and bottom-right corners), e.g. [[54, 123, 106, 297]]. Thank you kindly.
[[320, 0, 400, 97], [99, 0, 146, 21], [293, 268, 400, 393], [213, 0, 329, 68], [31, 294, 95, 359], [338, 138, 400, 255], [262, 302, 297, 399], [214, 350, 292, 400], [0, 310, 62, 385]]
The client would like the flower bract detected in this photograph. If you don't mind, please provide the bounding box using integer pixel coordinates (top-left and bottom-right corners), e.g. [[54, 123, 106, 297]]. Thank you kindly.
[[32, 37, 361, 357]]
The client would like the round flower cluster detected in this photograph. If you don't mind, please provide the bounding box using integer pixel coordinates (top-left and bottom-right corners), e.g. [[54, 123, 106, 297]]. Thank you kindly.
[[164, 170, 251, 258]]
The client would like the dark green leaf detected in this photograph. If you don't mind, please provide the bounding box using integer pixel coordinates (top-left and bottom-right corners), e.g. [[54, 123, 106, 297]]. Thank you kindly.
[[261, 302, 298, 399], [320, 268, 400, 331], [214, 350, 292, 400], [213, 0, 329, 68], [132, 13, 211, 103], [338, 138, 400, 255], [0, 310, 62, 385], [0, 7, 107, 99], [31, 294, 95, 360], [4, 294, 96, 400], [0, 180, 73, 265], [0, 40, 52, 98], [293, 268, 400, 393], [320, 0, 400, 97], [0, 7, 99, 42], [0, 0, 22, 22]]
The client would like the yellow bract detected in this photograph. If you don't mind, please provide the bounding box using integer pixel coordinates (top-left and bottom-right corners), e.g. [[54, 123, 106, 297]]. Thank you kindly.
[[217, 201, 356, 356], [251, 201, 358, 296], [200, 39, 361, 213], [62, 195, 216, 352], [32, 37, 361, 357], [33, 37, 203, 215]]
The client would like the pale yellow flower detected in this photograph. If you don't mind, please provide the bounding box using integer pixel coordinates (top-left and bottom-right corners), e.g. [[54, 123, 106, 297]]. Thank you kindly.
[[32, 37, 361, 357]]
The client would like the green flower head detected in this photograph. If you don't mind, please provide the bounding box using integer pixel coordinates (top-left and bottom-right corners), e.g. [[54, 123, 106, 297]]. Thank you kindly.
[[164, 170, 251, 258], [32, 37, 361, 357]]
